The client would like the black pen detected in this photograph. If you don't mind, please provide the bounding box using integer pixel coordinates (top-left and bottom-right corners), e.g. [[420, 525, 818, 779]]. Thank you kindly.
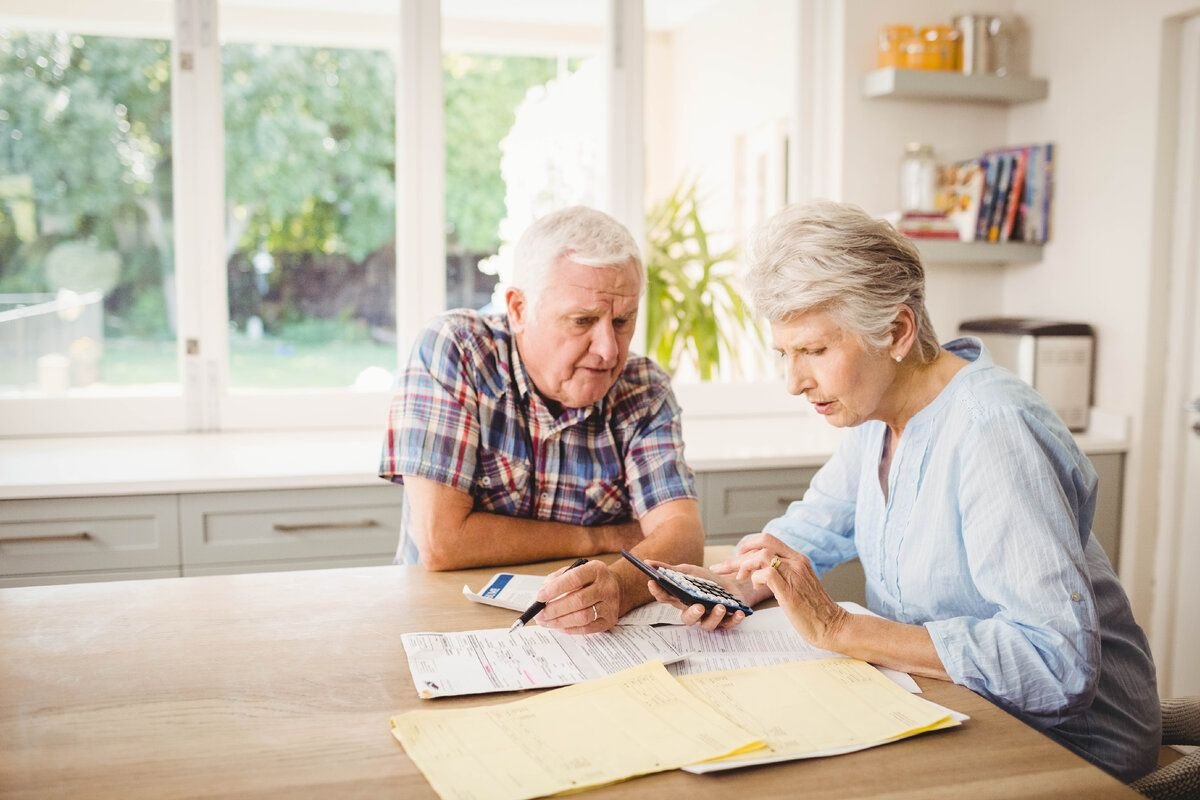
[[508, 557, 590, 634]]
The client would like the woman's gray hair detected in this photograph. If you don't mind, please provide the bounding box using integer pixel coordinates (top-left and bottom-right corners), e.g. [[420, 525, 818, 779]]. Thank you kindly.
[[743, 199, 940, 363], [511, 206, 643, 308]]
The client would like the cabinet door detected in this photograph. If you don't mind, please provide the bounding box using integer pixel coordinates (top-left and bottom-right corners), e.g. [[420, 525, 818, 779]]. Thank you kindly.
[[1090, 453, 1124, 566], [0, 495, 180, 578], [701, 468, 818, 540], [699, 467, 866, 605], [180, 486, 402, 567]]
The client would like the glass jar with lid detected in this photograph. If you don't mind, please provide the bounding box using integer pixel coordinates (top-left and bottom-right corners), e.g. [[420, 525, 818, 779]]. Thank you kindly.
[[877, 24, 914, 68], [918, 24, 957, 70], [899, 143, 938, 212]]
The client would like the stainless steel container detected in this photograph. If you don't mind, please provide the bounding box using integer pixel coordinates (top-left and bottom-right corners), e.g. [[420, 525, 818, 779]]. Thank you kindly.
[[959, 317, 1095, 432], [953, 14, 994, 75]]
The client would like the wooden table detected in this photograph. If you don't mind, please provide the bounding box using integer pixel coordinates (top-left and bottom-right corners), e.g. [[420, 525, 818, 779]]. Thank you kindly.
[[0, 550, 1138, 799]]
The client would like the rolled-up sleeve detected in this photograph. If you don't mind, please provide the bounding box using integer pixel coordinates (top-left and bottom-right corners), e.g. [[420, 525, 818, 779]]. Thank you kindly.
[[379, 319, 480, 494], [926, 408, 1100, 727], [622, 388, 697, 517], [758, 428, 863, 577]]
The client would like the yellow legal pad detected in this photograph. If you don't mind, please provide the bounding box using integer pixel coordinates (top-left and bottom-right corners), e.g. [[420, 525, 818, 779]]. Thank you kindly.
[[679, 657, 960, 771], [389, 660, 765, 800]]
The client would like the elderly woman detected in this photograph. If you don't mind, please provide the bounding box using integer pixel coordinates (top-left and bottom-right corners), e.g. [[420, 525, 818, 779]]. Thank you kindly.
[[647, 200, 1160, 781]]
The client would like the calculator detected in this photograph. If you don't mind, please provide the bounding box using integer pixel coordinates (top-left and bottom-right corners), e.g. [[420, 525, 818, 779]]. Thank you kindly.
[[620, 549, 753, 616]]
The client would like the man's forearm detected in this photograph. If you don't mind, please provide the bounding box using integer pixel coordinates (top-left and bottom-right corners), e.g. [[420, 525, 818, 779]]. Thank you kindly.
[[421, 510, 638, 570]]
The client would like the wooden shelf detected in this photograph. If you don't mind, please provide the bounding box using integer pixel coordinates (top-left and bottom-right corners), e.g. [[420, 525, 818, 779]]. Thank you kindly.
[[863, 68, 1048, 104], [913, 239, 1044, 265]]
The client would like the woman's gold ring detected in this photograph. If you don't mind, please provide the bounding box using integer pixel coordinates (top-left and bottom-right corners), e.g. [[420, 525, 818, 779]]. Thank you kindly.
[[592, 604, 599, 622], [769, 555, 782, 570]]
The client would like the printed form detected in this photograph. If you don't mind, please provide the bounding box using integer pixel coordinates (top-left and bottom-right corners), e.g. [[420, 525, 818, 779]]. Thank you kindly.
[[679, 657, 966, 774], [402, 625, 685, 699], [660, 605, 921, 692], [390, 660, 763, 800]]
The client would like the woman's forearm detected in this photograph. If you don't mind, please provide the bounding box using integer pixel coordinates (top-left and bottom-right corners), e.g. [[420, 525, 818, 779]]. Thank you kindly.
[[827, 613, 950, 681]]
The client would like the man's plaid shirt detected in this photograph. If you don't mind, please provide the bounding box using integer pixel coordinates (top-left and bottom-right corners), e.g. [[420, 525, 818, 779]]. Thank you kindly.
[[380, 311, 697, 564]]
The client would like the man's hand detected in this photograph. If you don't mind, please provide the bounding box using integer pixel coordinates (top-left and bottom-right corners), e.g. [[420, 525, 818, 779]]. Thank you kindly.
[[533, 560, 623, 633]]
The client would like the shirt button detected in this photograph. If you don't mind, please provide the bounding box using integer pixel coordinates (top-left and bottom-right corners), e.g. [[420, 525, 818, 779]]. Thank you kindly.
[[480, 476, 491, 486], [1071, 592, 1082, 602]]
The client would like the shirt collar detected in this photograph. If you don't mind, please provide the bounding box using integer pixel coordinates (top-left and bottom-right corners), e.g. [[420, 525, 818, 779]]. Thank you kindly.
[[902, 336, 991, 430]]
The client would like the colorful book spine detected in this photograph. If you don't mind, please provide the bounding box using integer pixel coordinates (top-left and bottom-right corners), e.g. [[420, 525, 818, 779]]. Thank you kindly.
[[975, 155, 999, 242], [986, 153, 1013, 243], [1000, 148, 1028, 242]]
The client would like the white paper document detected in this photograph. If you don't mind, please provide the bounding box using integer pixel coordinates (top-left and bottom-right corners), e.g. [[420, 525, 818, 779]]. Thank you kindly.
[[402, 625, 686, 699], [462, 572, 542, 611], [659, 606, 920, 693]]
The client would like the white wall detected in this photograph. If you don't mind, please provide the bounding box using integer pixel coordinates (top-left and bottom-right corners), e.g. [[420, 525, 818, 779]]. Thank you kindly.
[[837, 0, 1018, 343], [645, 0, 796, 235], [1003, 0, 1200, 696], [838, 0, 1199, 692]]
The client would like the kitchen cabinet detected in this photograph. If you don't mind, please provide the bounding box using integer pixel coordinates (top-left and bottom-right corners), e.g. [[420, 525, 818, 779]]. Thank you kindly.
[[698, 467, 865, 603], [0, 495, 181, 588], [1, 488, 401, 587], [1, 454, 1124, 592], [179, 487, 401, 575]]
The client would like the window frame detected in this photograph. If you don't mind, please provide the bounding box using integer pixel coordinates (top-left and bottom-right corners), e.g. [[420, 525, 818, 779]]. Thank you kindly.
[[1, 0, 832, 438]]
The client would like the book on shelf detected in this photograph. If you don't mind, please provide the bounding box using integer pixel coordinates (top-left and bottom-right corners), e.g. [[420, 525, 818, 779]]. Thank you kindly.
[[944, 160, 985, 242], [896, 211, 960, 240], [985, 152, 1013, 243], [999, 149, 1028, 242], [952, 142, 1054, 245]]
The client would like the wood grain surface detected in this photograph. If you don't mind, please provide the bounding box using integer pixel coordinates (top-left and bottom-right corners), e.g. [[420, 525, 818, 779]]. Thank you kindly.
[[0, 549, 1138, 799]]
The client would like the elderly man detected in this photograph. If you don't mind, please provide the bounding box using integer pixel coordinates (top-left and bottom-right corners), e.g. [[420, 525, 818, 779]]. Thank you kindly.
[[380, 206, 704, 633]]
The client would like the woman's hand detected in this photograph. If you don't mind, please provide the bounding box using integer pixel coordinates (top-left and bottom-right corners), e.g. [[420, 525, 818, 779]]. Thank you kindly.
[[716, 533, 849, 650], [643, 560, 770, 631]]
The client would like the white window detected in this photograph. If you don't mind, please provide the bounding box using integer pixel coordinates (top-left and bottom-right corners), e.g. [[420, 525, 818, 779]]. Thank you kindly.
[[0, 0, 806, 437]]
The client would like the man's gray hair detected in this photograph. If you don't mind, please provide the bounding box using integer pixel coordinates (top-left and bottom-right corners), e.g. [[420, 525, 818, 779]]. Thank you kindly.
[[742, 199, 940, 363], [511, 206, 644, 307]]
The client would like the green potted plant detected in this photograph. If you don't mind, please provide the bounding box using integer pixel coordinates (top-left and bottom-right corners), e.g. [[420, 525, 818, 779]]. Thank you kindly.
[[644, 179, 764, 381]]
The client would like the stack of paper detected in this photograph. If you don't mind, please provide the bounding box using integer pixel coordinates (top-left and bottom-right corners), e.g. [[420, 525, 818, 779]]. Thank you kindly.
[[391, 658, 965, 799], [678, 657, 964, 773], [390, 660, 764, 800]]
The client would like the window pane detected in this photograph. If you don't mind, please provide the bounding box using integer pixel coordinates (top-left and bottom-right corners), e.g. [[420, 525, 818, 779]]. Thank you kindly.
[[0, 29, 176, 396], [223, 38, 397, 391], [644, 0, 790, 382], [441, 0, 605, 311]]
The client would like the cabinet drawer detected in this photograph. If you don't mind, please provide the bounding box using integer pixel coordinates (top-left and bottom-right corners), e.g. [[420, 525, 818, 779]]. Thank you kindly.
[[180, 486, 402, 565], [701, 468, 818, 537], [0, 496, 180, 576]]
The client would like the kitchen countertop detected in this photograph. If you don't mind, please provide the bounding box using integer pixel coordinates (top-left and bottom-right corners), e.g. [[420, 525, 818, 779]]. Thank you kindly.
[[0, 410, 1129, 501]]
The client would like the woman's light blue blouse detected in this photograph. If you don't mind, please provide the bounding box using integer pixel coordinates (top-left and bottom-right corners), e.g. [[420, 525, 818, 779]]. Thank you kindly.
[[760, 337, 1160, 781]]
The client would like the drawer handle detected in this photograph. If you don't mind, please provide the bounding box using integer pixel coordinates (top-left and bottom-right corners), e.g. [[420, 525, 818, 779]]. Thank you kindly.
[[0, 531, 92, 544], [272, 519, 382, 533]]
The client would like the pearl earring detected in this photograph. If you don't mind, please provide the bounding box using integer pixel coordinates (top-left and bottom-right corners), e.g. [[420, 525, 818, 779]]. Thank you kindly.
[[894, 354, 902, 363]]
